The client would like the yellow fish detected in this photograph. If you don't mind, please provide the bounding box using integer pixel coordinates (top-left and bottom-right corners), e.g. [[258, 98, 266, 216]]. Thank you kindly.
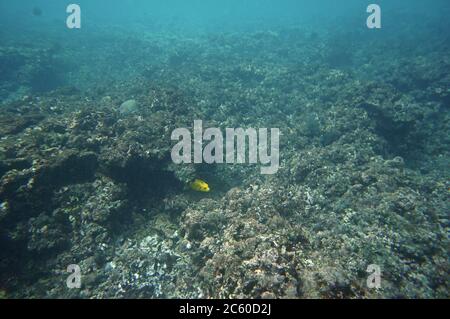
[[190, 179, 210, 192]]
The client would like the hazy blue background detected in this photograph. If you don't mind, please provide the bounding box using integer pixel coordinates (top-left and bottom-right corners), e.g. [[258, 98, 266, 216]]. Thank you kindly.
[[0, 0, 449, 99], [1, 0, 449, 34]]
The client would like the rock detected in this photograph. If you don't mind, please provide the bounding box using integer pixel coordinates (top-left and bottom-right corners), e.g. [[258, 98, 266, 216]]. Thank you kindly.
[[119, 99, 138, 115]]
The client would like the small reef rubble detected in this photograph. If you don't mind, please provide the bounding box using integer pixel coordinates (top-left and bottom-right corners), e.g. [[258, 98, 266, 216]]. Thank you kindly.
[[0, 27, 448, 299]]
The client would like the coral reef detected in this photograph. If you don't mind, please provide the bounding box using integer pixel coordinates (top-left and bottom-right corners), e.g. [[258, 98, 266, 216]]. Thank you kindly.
[[0, 23, 448, 299]]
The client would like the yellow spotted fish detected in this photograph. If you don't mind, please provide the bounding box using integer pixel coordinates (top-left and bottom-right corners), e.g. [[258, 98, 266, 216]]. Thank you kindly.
[[190, 179, 210, 192]]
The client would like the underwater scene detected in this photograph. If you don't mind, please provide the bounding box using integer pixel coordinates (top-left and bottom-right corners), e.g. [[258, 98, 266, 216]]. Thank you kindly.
[[0, 0, 449, 299]]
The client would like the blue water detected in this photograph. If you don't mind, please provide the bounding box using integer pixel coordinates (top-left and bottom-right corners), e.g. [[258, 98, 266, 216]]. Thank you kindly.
[[2, 1, 449, 32]]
